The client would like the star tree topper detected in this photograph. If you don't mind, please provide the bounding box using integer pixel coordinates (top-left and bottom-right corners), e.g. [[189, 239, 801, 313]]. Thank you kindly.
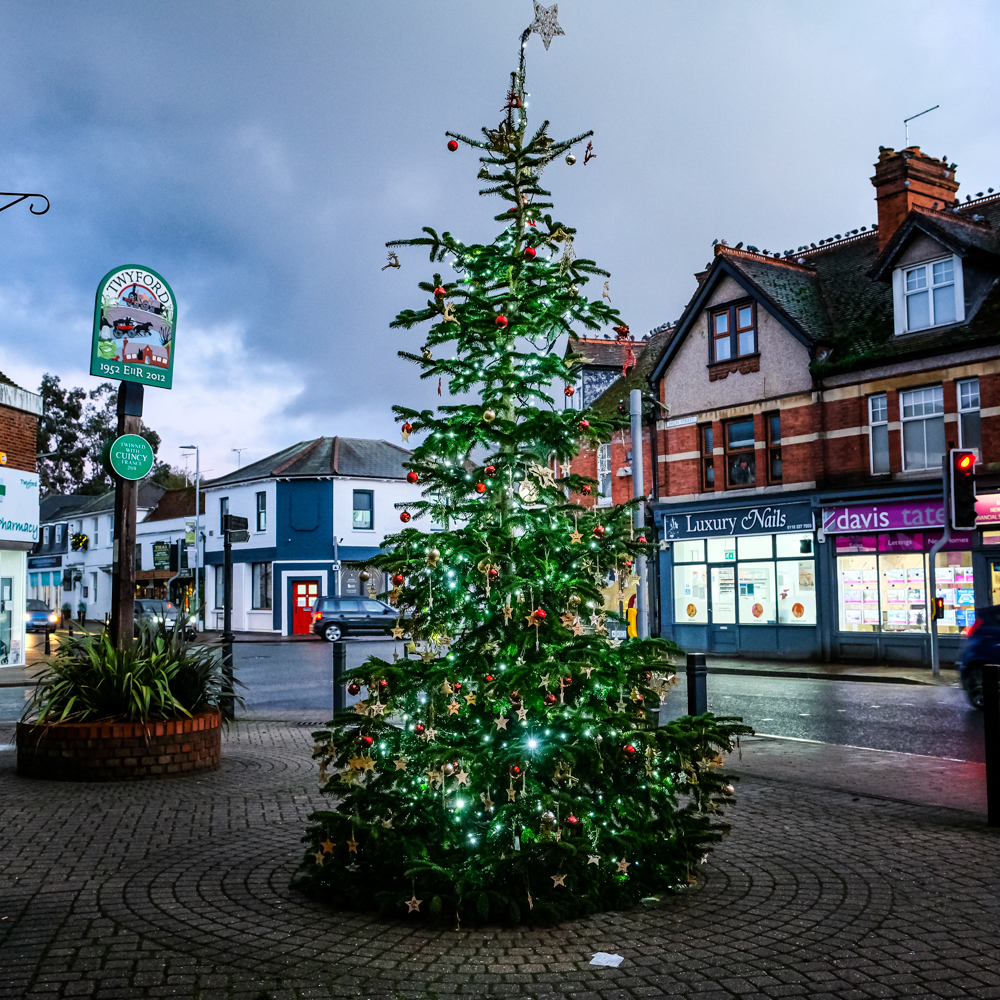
[[529, 2, 565, 50]]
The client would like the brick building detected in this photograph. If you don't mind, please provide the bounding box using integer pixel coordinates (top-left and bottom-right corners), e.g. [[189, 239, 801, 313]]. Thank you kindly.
[[647, 146, 1000, 663], [0, 373, 42, 666]]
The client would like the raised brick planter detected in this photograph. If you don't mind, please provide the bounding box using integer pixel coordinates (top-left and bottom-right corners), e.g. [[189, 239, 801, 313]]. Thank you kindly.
[[16, 710, 222, 781]]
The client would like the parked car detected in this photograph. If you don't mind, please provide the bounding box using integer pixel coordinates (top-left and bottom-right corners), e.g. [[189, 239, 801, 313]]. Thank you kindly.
[[25, 600, 58, 634], [312, 597, 397, 641], [958, 606, 1000, 708], [134, 599, 196, 639]]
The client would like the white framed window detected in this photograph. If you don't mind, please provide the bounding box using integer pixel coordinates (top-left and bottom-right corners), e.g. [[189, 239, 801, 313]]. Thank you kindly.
[[892, 255, 964, 335], [900, 385, 945, 471], [42, 526, 50, 545], [958, 377, 981, 454], [869, 394, 889, 475], [596, 443, 612, 506]]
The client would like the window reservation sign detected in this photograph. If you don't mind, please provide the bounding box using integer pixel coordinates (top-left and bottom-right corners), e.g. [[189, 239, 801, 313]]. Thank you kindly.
[[91, 266, 177, 389]]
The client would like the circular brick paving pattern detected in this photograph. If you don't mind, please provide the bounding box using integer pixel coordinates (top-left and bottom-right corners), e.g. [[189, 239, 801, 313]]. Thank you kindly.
[[1, 721, 998, 999]]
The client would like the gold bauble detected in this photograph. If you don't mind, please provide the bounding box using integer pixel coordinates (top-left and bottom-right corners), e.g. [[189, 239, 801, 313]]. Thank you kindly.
[[483, 409, 496, 423], [358, 569, 370, 583], [565, 153, 576, 166], [426, 547, 441, 567]]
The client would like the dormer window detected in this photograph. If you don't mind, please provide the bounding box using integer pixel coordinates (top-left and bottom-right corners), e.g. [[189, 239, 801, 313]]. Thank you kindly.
[[711, 302, 756, 362], [893, 255, 964, 334]]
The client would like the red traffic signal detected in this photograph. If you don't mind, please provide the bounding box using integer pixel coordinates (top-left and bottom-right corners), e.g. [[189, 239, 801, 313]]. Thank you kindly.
[[949, 449, 977, 530], [932, 596, 945, 620]]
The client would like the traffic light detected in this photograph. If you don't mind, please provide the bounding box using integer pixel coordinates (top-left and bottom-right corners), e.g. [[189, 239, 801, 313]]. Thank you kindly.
[[950, 449, 977, 529], [932, 596, 945, 620]]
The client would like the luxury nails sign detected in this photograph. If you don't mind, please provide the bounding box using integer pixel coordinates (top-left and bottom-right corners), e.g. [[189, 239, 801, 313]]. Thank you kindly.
[[661, 502, 814, 540], [91, 265, 177, 389]]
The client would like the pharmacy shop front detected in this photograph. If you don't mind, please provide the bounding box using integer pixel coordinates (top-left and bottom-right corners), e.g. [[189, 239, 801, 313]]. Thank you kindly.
[[655, 499, 819, 657]]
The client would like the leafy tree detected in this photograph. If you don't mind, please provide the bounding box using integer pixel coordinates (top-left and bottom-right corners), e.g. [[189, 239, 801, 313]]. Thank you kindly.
[[37, 374, 88, 495], [296, 35, 750, 926]]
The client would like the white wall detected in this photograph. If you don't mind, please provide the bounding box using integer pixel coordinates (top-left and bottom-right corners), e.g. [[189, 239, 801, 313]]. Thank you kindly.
[[333, 476, 414, 547], [203, 479, 276, 558]]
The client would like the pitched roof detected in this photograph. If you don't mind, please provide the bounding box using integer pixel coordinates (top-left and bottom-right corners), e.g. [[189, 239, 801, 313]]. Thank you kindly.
[[566, 336, 650, 369], [205, 437, 412, 487], [142, 486, 206, 523], [653, 192, 1000, 382], [590, 324, 677, 418], [39, 494, 92, 523], [70, 483, 165, 515]]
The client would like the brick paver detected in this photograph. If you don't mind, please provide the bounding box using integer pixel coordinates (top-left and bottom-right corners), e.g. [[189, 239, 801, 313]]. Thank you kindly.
[[1, 721, 997, 999]]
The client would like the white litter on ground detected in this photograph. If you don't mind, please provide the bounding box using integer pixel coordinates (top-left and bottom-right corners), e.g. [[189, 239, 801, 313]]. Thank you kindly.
[[590, 952, 624, 967]]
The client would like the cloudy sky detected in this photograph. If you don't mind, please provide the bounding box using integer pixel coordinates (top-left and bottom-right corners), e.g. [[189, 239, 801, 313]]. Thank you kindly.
[[1, 0, 998, 480]]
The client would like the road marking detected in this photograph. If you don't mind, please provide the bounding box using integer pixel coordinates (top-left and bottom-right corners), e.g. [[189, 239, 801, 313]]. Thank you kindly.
[[759, 718, 774, 721], [750, 733, 974, 762], [798, 713, 810, 716]]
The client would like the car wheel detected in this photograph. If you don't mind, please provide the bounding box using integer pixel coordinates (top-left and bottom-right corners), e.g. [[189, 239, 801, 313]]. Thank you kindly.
[[323, 623, 343, 642], [966, 666, 984, 710]]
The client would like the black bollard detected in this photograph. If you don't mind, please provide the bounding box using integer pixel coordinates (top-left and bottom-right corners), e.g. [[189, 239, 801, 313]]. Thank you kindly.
[[44, 630, 51, 656], [333, 641, 346, 717], [686, 652, 707, 716], [983, 662, 1000, 828]]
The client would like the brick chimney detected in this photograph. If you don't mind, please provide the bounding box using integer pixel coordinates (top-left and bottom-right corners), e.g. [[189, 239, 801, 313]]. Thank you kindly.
[[871, 147, 959, 251]]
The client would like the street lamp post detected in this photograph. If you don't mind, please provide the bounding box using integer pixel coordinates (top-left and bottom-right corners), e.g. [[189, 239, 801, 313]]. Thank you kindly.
[[180, 445, 201, 630]]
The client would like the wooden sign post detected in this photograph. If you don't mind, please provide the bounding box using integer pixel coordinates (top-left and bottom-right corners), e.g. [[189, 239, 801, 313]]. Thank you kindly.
[[91, 265, 177, 650]]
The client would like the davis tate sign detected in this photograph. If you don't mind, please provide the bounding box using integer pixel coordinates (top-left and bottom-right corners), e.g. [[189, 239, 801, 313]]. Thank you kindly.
[[91, 266, 177, 389], [661, 502, 814, 540]]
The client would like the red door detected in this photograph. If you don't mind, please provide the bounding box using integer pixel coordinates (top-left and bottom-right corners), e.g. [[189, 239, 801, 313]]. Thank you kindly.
[[292, 580, 320, 635]]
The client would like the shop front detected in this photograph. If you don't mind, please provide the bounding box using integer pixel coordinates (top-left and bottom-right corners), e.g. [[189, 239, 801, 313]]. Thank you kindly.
[[821, 494, 1000, 663], [655, 499, 818, 657]]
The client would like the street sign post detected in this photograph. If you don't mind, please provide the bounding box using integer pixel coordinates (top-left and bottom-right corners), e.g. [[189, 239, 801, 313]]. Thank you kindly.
[[93, 265, 177, 650]]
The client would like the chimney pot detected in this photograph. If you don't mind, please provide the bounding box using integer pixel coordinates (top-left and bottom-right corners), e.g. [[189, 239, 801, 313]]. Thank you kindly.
[[871, 146, 960, 250]]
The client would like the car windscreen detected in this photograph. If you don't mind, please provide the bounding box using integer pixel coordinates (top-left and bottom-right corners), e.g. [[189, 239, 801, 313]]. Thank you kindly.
[[26, 600, 50, 612], [141, 601, 174, 614], [361, 600, 388, 613]]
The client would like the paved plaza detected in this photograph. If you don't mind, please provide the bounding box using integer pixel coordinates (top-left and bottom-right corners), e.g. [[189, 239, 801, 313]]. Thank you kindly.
[[1, 720, 998, 1000]]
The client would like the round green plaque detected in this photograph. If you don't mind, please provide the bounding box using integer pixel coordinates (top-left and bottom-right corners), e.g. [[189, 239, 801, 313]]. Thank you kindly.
[[102, 434, 155, 481]]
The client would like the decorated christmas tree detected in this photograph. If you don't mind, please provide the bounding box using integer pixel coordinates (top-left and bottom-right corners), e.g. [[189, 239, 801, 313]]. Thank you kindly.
[[296, 17, 750, 926]]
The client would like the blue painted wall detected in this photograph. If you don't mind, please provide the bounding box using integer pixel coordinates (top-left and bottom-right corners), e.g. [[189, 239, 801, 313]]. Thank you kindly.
[[277, 480, 334, 560]]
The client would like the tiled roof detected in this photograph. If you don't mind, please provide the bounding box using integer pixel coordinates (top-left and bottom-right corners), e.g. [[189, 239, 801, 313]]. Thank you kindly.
[[70, 484, 165, 515], [656, 192, 1000, 381], [566, 337, 651, 369], [206, 437, 412, 487], [39, 494, 92, 523], [142, 487, 206, 523], [591, 325, 677, 418]]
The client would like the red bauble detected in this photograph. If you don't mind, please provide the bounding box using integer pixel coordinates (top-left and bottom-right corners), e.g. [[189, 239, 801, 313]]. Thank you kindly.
[[578, 419, 590, 429], [433, 286, 446, 297], [581, 485, 592, 495], [563, 676, 572, 686], [392, 573, 405, 586], [624, 744, 637, 756], [475, 482, 486, 494], [592, 525, 605, 538], [638, 536, 647, 544], [510, 764, 521, 776], [495, 315, 509, 328], [347, 682, 361, 696], [510, 690, 521, 703], [414, 723, 426, 734], [566, 814, 579, 826], [488, 567, 499, 579], [402, 422, 413, 434], [400, 511, 412, 523], [362, 735, 374, 746], [454, 682, 462, 691], [406, 471, 419, 484], [523, 247, 536, 259], [544, 693, 557, 705], [447, 140, 458, 151], [379, 678, 388, 689], [625, 559, 633, 568], [484, 465, 496, 476], [535, 608, 546, 619], [485, 674, 494, 682], [564, 386, 575, 397]]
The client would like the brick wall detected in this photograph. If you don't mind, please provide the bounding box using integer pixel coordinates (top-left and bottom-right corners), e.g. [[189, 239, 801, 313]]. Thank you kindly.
[[0, 404, 38, 472]]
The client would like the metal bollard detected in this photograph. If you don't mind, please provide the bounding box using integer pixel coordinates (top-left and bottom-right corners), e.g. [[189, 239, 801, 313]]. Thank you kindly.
[[983, 662, 1000, 828], [44, 630, 51, 656], [333, 641, 346, 716], [686, 652, 707, 716]]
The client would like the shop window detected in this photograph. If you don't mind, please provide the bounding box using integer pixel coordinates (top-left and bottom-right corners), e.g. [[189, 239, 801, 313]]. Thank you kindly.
[[931, 550, 975, 634], [900, 385, 944, 471], [699, 424, 715, 491], [256, 491, 267, 532], [738, 562, 775, 623], [353, 490, 373, 530], [673, 539, 705, 563], [737, 534, 772, 560], [707, 537, 736, 562], [766, 412, 781, 482], [711, 566, 736, 623], [958, 378, 981, 453], [252, 562, 272, 609], [596, 443, 612, 506], [777, 559, 816, 624], [711, 302, 756, 362], [775, 532, 813, 558], [673, 564, 707, 623], [725, 419, 756, 487], [869, 394, 889, 474]]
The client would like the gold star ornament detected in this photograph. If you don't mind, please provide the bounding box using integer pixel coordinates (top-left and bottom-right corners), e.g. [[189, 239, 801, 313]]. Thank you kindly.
[[551, 873, 567, 887], [569, 530, 583, 544], [529, 3, 565, 50], [320, 838, 336, 854], [615, 858, 631, 874], [391, 625, 405, 639], [406, 895, 422, 913], [347, 838, 359, 854], [494, 715, 510, 731]]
